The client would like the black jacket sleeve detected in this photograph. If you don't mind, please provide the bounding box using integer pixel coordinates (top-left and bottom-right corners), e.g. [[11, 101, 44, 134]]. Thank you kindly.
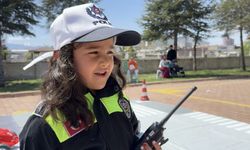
[[19, 115, 60, 150], [130, 109, 140, 135], [126, 101, 140, 144]]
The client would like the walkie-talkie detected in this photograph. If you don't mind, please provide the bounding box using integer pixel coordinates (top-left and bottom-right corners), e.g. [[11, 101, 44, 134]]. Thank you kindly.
[[134, 86, 197, 150]]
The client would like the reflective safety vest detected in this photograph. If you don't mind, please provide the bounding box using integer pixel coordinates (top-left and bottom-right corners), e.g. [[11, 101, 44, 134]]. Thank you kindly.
[[45, 92, 131, 143], [19, 77, 139, 150]]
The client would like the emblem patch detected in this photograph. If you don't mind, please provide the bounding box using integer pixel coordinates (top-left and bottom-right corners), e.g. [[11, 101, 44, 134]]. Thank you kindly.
[[118, 98, 131, 119], [64, 119, 86, 137], [86, 4, 108, 21]]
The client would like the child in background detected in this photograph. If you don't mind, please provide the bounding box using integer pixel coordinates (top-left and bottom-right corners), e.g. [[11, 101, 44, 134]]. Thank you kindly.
[[20, 3, 162, 150], [127, 57, 139, 83], [157, 55, 170, 78]]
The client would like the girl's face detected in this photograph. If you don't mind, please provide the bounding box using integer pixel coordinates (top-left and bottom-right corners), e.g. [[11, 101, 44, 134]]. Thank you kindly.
[[73, 38, 115, 90]]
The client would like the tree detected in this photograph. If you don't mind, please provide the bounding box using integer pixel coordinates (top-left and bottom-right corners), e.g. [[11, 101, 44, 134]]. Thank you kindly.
[[140, 0, 194, 50], [0, 0, 41, 87], [42, 0, 101, 25], [188, 0, 215, 71], [244, 40, 250, 56], [0, 39, 8, 60], [215, 0, 250, 71]]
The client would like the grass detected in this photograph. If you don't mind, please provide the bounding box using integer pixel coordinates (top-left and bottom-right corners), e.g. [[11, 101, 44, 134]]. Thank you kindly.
[[0, 68, 249, 93], [185, 68, 250, 78], [0, 79, 42, 93], [139, 68, 250, 82]]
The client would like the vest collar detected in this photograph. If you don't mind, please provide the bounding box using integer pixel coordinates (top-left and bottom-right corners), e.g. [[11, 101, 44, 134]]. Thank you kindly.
[[88, 76, 121, 98]]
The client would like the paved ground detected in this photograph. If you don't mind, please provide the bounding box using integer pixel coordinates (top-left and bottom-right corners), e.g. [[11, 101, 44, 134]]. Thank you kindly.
[[0, 95, 41, 116], [124, 78, 250, 124], [0, 78, 250, 149], [0, 78, 249, 123], [132, 101, 250, 150], [2, 100, 250, 150]]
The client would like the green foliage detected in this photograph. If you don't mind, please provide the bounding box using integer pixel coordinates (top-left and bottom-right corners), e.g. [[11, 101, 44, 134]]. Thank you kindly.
[[0, 39, 7, 51], [244, 40, 250, 56], [24, 52, 33, 60], [214, 0, 250, 71], [188, 0, 215, 41], [0, 0, 41, 87], [215, 0, 250, 32], [1, 50, 8, 60], [140, 0, 214, 51], [140, 0, 193, 41], [42, 0, 101, 25], [123, 46, 136, 58], [123, 46, 135, 52], [187, 0, 215, 71], [0, 0, 41, 36]]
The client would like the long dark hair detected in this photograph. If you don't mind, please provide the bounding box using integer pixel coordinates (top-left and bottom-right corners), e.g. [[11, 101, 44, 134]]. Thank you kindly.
[[41, 44, 126, 127]]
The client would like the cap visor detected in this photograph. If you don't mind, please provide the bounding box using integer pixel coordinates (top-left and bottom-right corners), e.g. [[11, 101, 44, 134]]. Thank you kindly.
[[73, 27, 141, 46], [23, 52, 53, 70]]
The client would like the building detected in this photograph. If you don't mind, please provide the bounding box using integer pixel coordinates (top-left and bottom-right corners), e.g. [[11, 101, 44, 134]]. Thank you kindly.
[[6, 49, 29, 62]]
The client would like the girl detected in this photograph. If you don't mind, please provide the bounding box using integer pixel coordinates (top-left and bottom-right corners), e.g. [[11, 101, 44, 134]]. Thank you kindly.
[[20, 3, 162, 150]]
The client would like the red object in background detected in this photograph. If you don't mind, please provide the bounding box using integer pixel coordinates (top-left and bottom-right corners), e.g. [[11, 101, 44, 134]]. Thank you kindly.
[[140, 79, 150, 101], [0, 128, 19, 148], [160, 67, 170, 78]]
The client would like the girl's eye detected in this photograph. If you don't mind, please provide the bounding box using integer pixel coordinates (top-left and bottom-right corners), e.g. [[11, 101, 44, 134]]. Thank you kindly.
[[107, 50, 114, 55], [88, 51, 98, 55]]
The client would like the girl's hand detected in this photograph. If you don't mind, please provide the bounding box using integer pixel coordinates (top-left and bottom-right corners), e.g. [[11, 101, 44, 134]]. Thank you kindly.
[[141, 141, 162, 150]]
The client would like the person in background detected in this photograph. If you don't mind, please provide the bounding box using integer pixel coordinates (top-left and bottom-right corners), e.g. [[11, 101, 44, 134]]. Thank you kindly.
[[159, 55, 170, 78], [127, 56, 139, 83], [156, 55, 169, 79], [19, 3, 161, 150], [166, 45, 177, 76], [166, 45, 177, 62]]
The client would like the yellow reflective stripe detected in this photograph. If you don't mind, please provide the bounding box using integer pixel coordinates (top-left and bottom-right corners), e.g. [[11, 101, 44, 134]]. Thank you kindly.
[[85, 92, 123, 114], [45, 115, 69, 143], [85, 92, 94, 112], [84, 93, 97, 123], [101, 93, 123, 114]]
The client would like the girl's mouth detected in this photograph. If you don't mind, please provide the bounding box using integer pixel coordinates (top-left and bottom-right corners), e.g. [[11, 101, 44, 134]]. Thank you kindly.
[[94, 71, 107, 77]]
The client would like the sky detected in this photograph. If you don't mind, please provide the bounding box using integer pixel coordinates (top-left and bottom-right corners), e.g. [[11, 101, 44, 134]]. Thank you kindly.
[[5, 0, 248, 49]]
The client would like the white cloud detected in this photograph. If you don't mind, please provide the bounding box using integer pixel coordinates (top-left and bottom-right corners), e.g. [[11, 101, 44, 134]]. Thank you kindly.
[[7, 36, 31, 43], [6, 35, 52, 47]]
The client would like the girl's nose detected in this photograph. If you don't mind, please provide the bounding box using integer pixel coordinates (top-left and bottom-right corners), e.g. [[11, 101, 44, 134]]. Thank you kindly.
[[99, 55, 111, 68]]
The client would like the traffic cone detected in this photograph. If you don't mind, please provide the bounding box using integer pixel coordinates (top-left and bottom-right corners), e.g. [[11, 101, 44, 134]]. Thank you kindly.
[[140, 79, 150, 101]]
